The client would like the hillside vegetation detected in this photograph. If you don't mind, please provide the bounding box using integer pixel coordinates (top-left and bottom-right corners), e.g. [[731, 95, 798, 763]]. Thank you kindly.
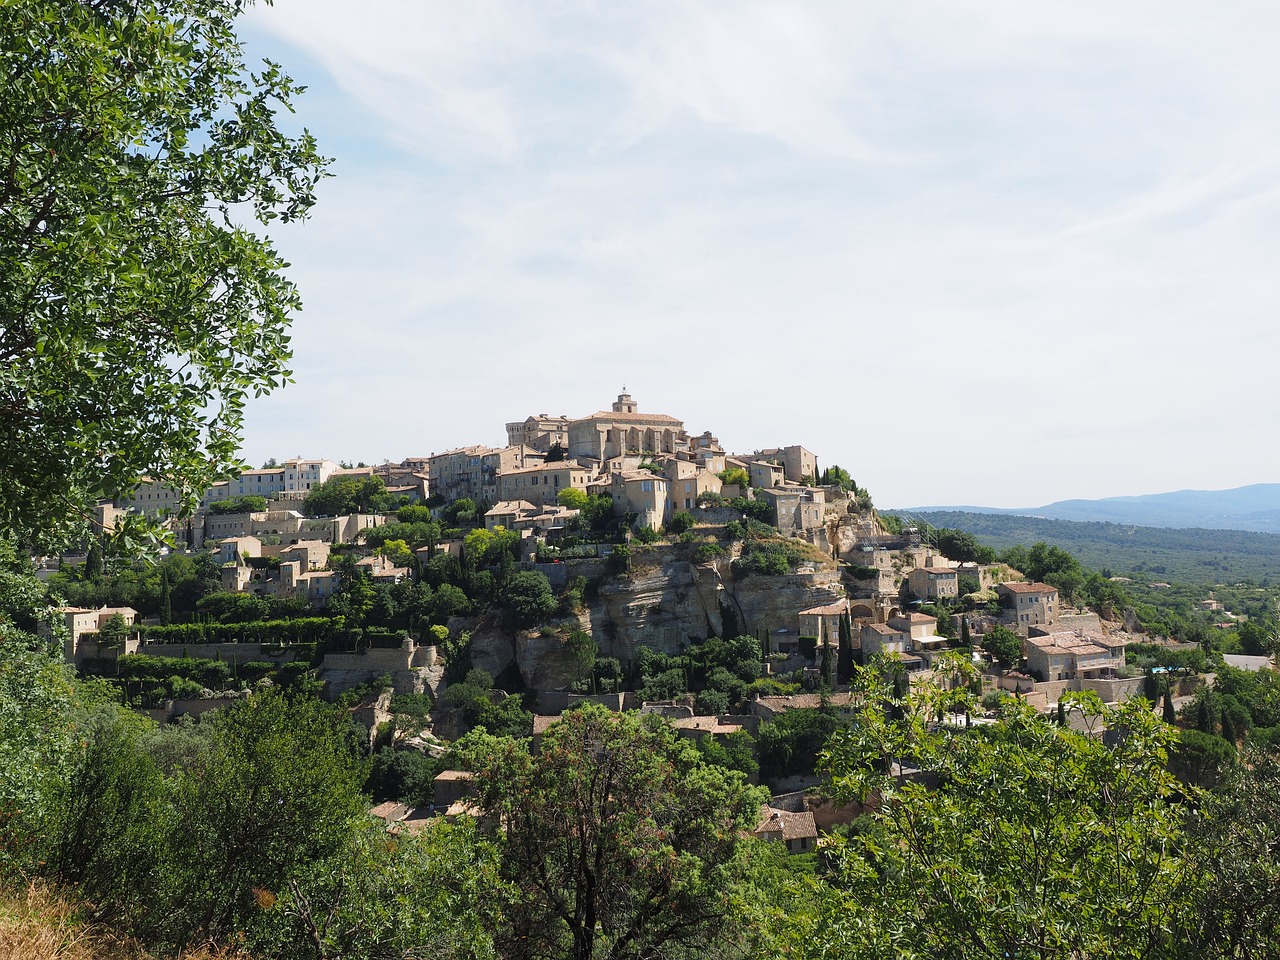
[[900, 511, 1280, 584]]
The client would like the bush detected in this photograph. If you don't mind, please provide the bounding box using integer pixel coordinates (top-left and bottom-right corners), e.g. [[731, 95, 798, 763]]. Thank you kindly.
[[503, 571, 556, 628], [668, 511, 695, 535], [694, 543, 727, 563], [633, 525, 661, 544], [605, 545, 631, 576]]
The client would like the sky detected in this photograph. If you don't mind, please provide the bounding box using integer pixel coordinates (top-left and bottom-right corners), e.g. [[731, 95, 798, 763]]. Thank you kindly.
[[236, 1, 1280, 509]]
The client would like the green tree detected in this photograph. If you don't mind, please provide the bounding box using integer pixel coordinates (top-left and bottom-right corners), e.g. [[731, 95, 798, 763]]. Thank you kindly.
[[668, 510, 696, 534], [158, 568, 172, 626], [160, 690, 367, 945], [557, 487, 588, 510], [756, 707, 844, 782], [933, 528, 997, 564], [0, 635, 80, 868], [456, 705, 765, 960], [196, 591, 271, 624], [503, 570, 556, 628], [442, 497, 480, 528], [379, 538, 414, 569], [1177, 747, 1280, 957], [304, 475, 389, 517], [260, 817, 505, 960], [1169, 729, 1236, 789], [981, 624, 1023, 669], [0, 0, 328, 547], [820, 465, 854, 492], [818, 685, 1200, 959], [94, 612, 131, 649], [208, 496, 269, 515], [564, 629, 598, 692]]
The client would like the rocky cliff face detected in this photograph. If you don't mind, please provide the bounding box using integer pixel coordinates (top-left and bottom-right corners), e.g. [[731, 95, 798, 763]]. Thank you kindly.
[[459, 545, 846, 692]]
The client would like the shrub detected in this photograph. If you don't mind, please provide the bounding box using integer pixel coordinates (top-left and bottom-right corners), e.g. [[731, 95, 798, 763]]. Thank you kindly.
[[668, 511, 696, 535], [633, 525, 661, 544]]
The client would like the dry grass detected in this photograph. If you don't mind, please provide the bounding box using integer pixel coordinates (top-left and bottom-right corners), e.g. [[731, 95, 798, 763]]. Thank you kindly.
[[0, 881, 244, 960]]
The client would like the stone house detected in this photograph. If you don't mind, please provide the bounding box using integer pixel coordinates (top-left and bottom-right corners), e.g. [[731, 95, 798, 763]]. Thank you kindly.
[[756, 486, 826, 538], [217, 535, 262, 566], [997, 582, 1059, 630], [278, 539, 330, 571], [504, 413, 572, 453], [485, 500, 538, 530], [748, 460, 785, 489], [751, 445, 818, 484], [907, 566, 959, 600], [798, 600, 848, 650], [860, 622, 907, 658], [750, 692, 858, 721], [356, 555, 410, 584], [47, 606, 139, 664], [429, 444, 541, 505], [608, 471, 669, 531], [496, 462, 591, 508], [1024, 631, 1127, 682], [280, 563, 340, 605], [887, 612, 948, 654], [661, 458, 722, 514], [754, 806, 819, 853]]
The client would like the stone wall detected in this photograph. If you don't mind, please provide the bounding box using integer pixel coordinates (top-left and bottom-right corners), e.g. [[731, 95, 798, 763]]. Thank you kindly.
[[139, 641, 286, 663], [1056, 613, 1103, 633], [1076, 676, 1144, 703], [535, 691, 635, 714]]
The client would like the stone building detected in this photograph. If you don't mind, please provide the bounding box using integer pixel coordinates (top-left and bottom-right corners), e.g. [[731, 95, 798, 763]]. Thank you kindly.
[[497, 462, 591, 508], [907, 566, 960, 600], [997, 582, 1059, 631], [428, 444, 541, 504], [567, 393, 689, 462], [504, 414, 572, 453]]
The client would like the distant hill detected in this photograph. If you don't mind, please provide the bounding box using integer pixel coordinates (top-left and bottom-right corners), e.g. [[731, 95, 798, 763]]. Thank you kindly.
[[894, 511, 1280, 585], [898, 483, 1280, 533]]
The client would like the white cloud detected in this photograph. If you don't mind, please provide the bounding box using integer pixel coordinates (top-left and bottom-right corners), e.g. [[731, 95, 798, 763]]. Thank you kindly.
[[238, 0, 1280, 507]]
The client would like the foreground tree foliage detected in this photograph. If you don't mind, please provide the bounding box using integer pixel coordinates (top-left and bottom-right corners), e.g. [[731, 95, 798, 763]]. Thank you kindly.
[[0, 0, 328, 547], [817, 674, 1200, 960], [46, 689, 368, 949], [457, 705, 768, 960]]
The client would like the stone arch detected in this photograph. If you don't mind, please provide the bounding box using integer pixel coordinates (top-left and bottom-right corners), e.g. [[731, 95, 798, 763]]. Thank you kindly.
[[849, 603, 875, 621]]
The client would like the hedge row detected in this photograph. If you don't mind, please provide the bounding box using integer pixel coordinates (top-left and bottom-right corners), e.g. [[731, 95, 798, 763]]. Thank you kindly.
[[141, 616, 344, 645]]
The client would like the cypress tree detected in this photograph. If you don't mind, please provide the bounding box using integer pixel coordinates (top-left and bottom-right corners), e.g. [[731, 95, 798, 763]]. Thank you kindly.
[[837, 611, 854, 683], [1162, 686, 1176, 724], [159, 568, 172, 625], [84, 539, 104, 581]]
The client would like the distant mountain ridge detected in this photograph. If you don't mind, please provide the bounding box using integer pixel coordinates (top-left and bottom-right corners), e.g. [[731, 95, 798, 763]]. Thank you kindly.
[[895, 483, 1280, 534]]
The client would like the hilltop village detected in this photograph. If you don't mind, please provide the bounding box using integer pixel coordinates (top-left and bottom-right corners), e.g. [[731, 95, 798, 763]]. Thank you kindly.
[[46, 390, 1170, 836]]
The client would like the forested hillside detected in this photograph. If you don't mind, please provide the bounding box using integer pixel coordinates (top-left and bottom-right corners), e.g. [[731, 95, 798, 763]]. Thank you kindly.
[[899, 511, 1280, 584]]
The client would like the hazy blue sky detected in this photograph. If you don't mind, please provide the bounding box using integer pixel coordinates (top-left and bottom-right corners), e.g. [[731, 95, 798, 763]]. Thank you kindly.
[[237, 1, 1280, 509]]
